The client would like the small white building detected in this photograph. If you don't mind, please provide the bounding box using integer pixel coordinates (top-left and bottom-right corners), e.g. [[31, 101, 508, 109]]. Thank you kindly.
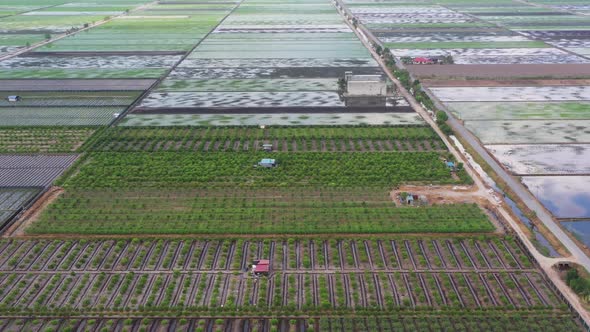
[[344, 72, 387, 96]]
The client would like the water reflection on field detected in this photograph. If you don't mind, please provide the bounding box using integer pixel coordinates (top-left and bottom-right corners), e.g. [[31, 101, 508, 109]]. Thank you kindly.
[[523, 176, 590, 219], [562, 221, 590, 247]]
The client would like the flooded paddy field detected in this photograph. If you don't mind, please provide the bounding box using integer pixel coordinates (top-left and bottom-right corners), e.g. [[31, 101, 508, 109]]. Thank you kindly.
[[466, 120, 590, 144], [487, 144, 590, 175], [523, 176, 590, 219], [121, 112, 424, 127], [447, 101, 590, 121], [430, 86, 590, 102], [129, 0, 397, 116], [562, 220, 590, 247]]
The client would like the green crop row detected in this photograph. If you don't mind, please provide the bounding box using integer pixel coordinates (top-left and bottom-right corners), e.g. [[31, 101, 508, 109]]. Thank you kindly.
[[63, 151, 460, 188]]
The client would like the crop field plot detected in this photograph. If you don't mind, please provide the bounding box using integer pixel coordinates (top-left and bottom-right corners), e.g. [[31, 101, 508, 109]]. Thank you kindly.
[[446, 101, 590, 120], [29, 188, 490, 234], [0, 127, 94, 153], [0, 0, 586, 330], [0, 91, 141, 107], [0, 154, 77, 187], [465, 120, 590, 144], [523, 176, 590, 219], [0, 314, 581, 332], [121, 112, 425, 126], [0, 188, 39, 225], [0, 55, 180, 79], [348, 6, 478, 26], [140, 91, 345, 108], [21, 124, 483, 235], [58, 152, 459, 188], [32, 2, 237, 54], [0, 236, 576, 328], [129, 0, 393, 115], [0, 106, 125, 126], [90, 126, 445, 153], [487, 144, 590, 176], [391, 47, 586, 65], [431, 86, 590, 102]]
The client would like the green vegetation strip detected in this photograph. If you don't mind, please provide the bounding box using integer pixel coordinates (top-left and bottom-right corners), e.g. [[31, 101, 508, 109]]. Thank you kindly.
[[29, 188, 492, 234], [63, 151, 459, 188], [89, 126, 442, 151]]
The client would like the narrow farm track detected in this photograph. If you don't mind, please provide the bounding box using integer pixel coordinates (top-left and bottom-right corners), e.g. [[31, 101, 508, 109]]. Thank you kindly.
[[377, 240, 389, 270], [459, 241, 478, 270], [323, 240, 330, 270], [387, 274, 400, 305], [448, 274, 466, 307], [309, 240, 316, 271], [446, 241, 462, 269], [418, 241, 432, 270], [401, 274, 416, 308], [390, 241, 402, 269], [404, 241, 417, 270], [501, 240, 524, 269], [364, 241, 374, 270]]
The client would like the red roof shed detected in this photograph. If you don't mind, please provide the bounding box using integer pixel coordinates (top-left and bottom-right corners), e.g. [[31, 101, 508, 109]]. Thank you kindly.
[[254, 264, 270, 273], [253, 259, 270, 274]]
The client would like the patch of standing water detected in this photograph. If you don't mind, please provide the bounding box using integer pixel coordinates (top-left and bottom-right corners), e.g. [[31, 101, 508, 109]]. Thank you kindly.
[[449, 136, 560, 257], [562, 221, 590, 248], [502, 194, 560, 258]]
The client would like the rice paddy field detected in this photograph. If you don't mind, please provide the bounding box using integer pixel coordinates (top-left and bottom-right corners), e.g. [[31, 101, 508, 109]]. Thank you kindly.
[[343, 0, 590, 65], [128, 0, 407, 122]]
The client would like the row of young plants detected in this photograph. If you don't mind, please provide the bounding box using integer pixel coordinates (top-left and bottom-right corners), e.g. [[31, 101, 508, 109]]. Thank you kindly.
[[30, 190, 492, 234], [88, 126, 441, 148], [0, 271, 563, 314], [0, 127, 95, 153], [61, 152, 462, 188], [0, 236, 530, 272], [90, 136, 444, 153], [2, 312, 580, 332]]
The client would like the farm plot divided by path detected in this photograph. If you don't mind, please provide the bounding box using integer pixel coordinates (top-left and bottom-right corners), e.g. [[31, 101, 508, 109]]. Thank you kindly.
[[0, 314, 581, 332], [21, 125, 487, 235], [0, 127, 94, 153], [0, 237, 579, 330], [121, 112, 425, 126]]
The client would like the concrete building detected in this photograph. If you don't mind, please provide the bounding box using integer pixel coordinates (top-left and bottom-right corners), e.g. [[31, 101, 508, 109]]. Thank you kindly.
[[342, 72, 392, 107]]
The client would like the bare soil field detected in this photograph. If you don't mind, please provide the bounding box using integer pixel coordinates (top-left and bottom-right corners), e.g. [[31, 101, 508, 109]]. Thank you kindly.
[[407, 64, 590, 79]]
